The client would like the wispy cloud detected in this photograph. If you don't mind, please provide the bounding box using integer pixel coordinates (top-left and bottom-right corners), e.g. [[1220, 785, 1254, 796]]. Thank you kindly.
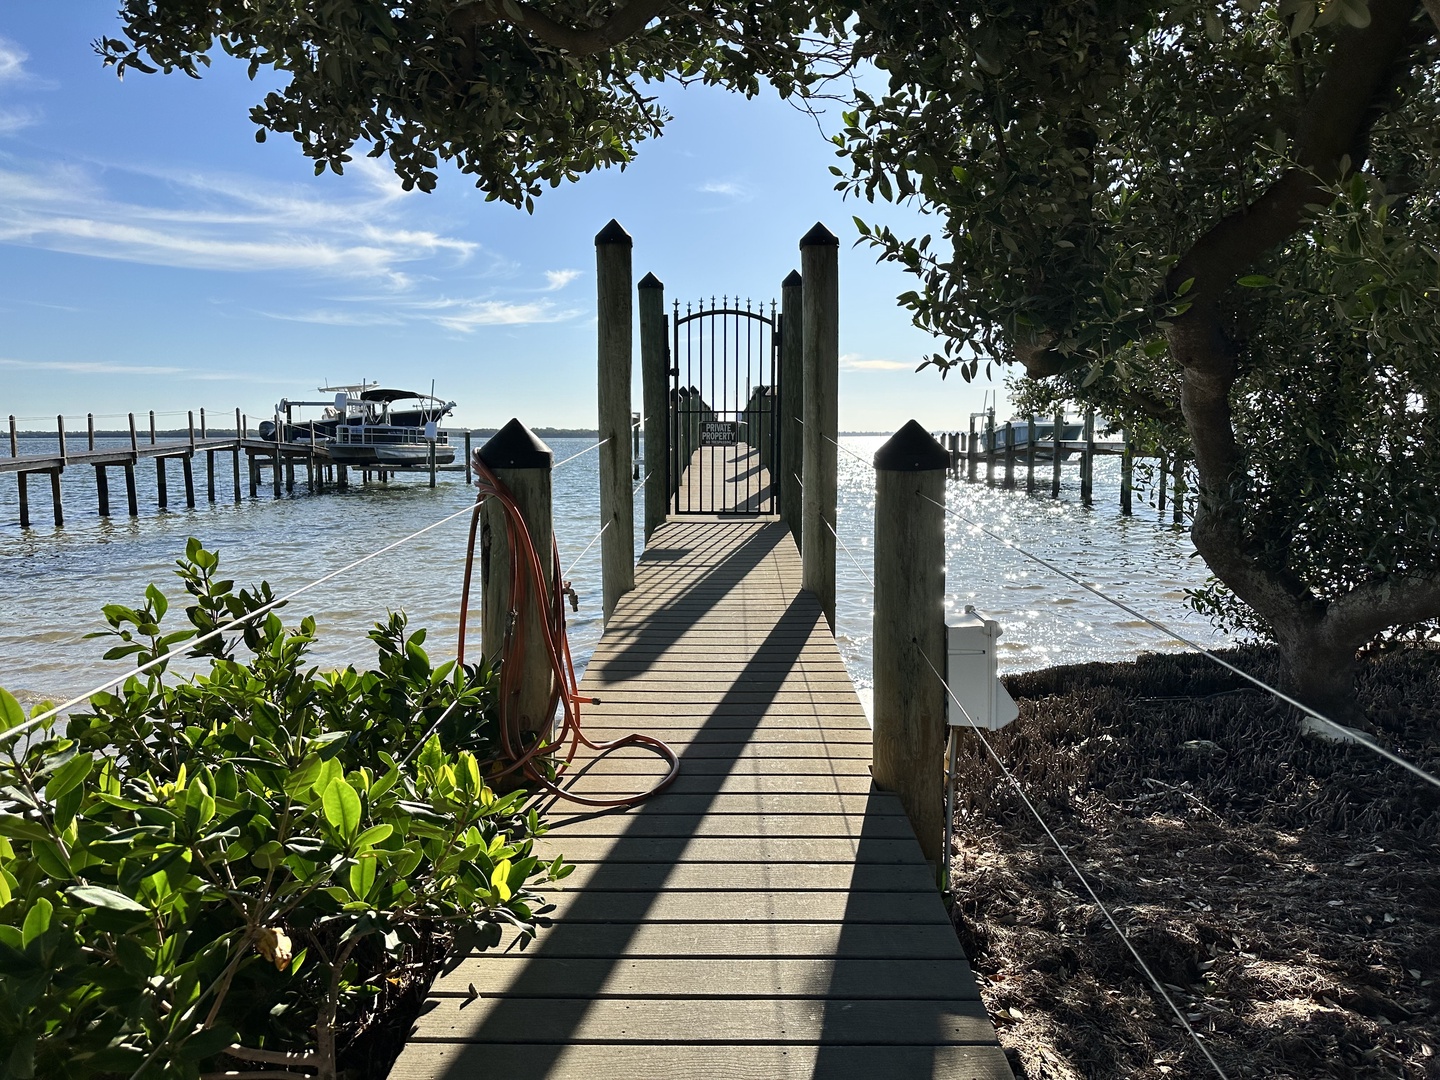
[[0, 38, 28, 82], [0, 157, 476, 288], [544, 268, 581, 291], [0, 107, 38, 136], [262, 294, 580, 334], [698, 179, 754, 201], [1, 356, 282, 384], [841, 353, 912, 372]]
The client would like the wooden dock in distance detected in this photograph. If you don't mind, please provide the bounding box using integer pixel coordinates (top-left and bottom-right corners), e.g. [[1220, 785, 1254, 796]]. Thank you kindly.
[[390, 517, 1011, 1080]]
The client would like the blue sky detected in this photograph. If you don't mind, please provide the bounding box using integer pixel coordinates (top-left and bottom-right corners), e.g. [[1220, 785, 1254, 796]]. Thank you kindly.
[[0, 4, 1005, 432]]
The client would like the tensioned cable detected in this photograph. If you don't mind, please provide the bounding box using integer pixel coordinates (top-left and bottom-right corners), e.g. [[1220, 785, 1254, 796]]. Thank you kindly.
[[919, 491, 1440, 792], [918, 649, 1231, 1080], [552, 438, 609, 470], [823, 516, 875, 591], [824, 433, 1440, 791], [634, 470, 652, 496], [562, 521, 610, 579], [3, 499, 485, 745]]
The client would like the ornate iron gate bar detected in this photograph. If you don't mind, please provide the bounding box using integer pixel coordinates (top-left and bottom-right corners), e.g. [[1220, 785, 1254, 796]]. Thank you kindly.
[[668, 297, 780, 515]]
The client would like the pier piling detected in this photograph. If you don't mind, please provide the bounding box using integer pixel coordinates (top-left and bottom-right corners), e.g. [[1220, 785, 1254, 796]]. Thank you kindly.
[[182, 454, 196, 509], [596, 219, 636, 622], [780, 269, 804, 549], [17, 472, 28, 528], [49, 470, 62, 527], [95, 466, 109, 517], [156, 457, 168, 510], [478, 420, 556, 736], [638, 271, 669, 542], [124, 465, 138, 517], [800, 222, 840, 631], [873, 420, 949, 869]]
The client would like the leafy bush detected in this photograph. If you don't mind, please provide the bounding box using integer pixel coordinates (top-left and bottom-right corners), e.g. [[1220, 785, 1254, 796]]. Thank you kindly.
[[0, 540, 566, 1080]]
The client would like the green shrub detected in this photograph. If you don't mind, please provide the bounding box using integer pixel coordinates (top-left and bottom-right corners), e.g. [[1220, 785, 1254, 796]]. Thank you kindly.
[[0, 539, 566, 1080]]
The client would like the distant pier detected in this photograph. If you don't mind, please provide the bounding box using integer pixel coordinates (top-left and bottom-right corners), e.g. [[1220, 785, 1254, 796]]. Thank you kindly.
[[3, 409, 473, 529]]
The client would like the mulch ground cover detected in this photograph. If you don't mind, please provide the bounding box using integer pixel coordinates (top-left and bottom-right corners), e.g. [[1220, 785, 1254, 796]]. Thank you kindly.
[[948, 645, 1440, 1080]]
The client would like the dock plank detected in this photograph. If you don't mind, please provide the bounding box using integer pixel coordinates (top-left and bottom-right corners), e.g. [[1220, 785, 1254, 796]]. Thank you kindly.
[[388, 515, 1008, 1079]]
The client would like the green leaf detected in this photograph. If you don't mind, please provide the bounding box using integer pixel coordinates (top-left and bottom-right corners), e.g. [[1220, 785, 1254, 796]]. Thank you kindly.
[[21, 897, 52, 947], [353, 823, 393, 850], [1237, 274, 1275, 287], [349, 854, 377, 899], [0, 687, 25, 732], [46, 753, 94, 802], [323, 778, 362, 840], [66, 885, 149, 914]]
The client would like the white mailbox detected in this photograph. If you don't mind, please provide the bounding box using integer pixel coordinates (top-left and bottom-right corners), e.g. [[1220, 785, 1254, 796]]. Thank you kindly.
[[945, 606, 1019, 730]]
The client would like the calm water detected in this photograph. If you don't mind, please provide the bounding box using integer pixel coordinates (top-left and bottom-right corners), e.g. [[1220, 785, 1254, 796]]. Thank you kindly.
[[0, 436, 1230, 712]]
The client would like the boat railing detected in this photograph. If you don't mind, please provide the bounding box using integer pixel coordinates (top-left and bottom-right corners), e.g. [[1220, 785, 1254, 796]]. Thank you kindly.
[[332, 425, 451, 447]]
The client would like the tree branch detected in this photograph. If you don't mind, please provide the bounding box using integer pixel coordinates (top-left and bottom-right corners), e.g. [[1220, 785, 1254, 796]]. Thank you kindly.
[[1323, 571, 1440, 646], [459, 0, 678, 56], [1165, 0, 1421, 320]]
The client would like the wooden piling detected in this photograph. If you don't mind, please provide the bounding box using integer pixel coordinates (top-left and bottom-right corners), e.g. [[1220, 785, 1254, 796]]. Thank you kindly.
[[800, 222, 839, 631], [87, 413, 95, 452], [1120, 437, 1134, 515], [95, 466, 110, 517], [8, 415, 15, 457], [478, 420, 557, 737], [1173, 453, 1185, 525], [1026, 417, 1037, 493], [463, 430, 473, 485], [984, 411, 996, 487], [156, 457, 168, 510], [873, 420, 949, 869], [286, 452, 296, 494], [1052, 409, 1064, 497], [596, 219, 637, 622], [149, 411, 156, 446], [57, 416, 67, 466], [272, 417, 282, 497], [428, 439, 437, 488], [638, 271, 669, 542], [49, 470, 62, 527], [967, 414, 979, 482], [249, 454, 259, 499], [124, 465, 138, 517], [206, 450, 216, 502], [188, 410, 196, 451], [17, 472, 28, 527], [1002, 421, 1015, 488], [337, 464, 348, 490], [1157, 451, 1169, 515], [779, 269, 804, 549], [182, 454, 196, 509]]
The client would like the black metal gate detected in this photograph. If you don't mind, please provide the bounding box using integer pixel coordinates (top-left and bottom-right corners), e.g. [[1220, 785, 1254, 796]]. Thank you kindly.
[[667, 297, 781, 515]]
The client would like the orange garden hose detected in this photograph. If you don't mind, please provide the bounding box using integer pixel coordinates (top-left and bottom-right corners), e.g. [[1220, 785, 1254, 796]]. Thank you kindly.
[[456, 454, 679, 807]]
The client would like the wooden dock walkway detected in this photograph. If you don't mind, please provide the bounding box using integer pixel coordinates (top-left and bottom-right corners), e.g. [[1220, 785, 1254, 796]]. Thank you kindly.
[[391, 512, 1011, 1078]]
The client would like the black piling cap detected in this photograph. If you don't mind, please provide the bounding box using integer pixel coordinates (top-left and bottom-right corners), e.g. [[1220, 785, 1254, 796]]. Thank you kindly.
[[782, 269, 802, 288], [874, 419, 949, 472], [638, 272, 664, 290], [799, 222, 838, 248], [595, 219, 633, 247], [478, 418, 553, 470]]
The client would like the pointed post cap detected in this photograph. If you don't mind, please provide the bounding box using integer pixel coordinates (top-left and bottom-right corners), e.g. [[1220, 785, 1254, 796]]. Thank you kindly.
[[595, 219, 632, 246], [799, 222, 838, 248], [782, 269, 802, 288], [638, 272, 664, 290], [874, 419, 949, 472], [477, 418, 553, 470]]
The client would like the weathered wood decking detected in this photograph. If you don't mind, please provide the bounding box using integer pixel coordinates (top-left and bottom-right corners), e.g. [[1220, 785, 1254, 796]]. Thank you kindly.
[[391, 513, 1010, 1079]]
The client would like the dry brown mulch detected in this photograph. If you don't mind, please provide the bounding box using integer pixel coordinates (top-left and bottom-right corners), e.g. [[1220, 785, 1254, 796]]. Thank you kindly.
[[948, 646, 1440, 1080]]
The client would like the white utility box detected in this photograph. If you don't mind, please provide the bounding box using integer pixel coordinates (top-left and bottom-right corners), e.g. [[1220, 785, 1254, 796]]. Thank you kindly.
[[945, 606, 1019, 730]]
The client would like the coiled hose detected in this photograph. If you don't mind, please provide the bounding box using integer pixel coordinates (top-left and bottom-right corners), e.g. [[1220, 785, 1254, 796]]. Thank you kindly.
[[456, 454, 679, 807]]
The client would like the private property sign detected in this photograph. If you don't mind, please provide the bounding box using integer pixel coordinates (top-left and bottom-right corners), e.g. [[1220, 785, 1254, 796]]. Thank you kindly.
[[700, 421, 739, 446]]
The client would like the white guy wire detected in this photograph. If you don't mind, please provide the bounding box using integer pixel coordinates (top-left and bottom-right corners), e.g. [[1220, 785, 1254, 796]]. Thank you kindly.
[[634, 470, 653, 496], [553, 437, 609, 470], [918, 491, 1440, 793], [4, 499, 485, 745], [562, 520, 610, 579], [918, 649, 1232, 1080], [823, 516, 875, 590]]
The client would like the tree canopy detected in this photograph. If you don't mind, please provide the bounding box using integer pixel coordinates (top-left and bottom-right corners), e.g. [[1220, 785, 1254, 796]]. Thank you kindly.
[[99, 1, 848, 208]]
